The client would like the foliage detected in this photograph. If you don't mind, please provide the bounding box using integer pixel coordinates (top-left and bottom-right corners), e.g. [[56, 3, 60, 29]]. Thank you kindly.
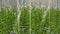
[[0, 6, 60, 34]]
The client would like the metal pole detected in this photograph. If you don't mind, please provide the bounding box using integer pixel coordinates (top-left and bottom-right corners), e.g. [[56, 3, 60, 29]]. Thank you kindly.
[[57, 0, 58, 9]]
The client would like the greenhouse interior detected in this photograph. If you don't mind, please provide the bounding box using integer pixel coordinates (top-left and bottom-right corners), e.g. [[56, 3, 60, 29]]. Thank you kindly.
[[0, 0, 60, 34]]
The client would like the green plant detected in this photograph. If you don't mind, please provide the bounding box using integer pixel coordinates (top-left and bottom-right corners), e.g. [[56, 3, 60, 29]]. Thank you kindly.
[[0, 6, 60, 34]]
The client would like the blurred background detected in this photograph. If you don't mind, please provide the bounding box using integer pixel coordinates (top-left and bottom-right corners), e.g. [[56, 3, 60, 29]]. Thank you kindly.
[[0, 0, 60, 8]]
